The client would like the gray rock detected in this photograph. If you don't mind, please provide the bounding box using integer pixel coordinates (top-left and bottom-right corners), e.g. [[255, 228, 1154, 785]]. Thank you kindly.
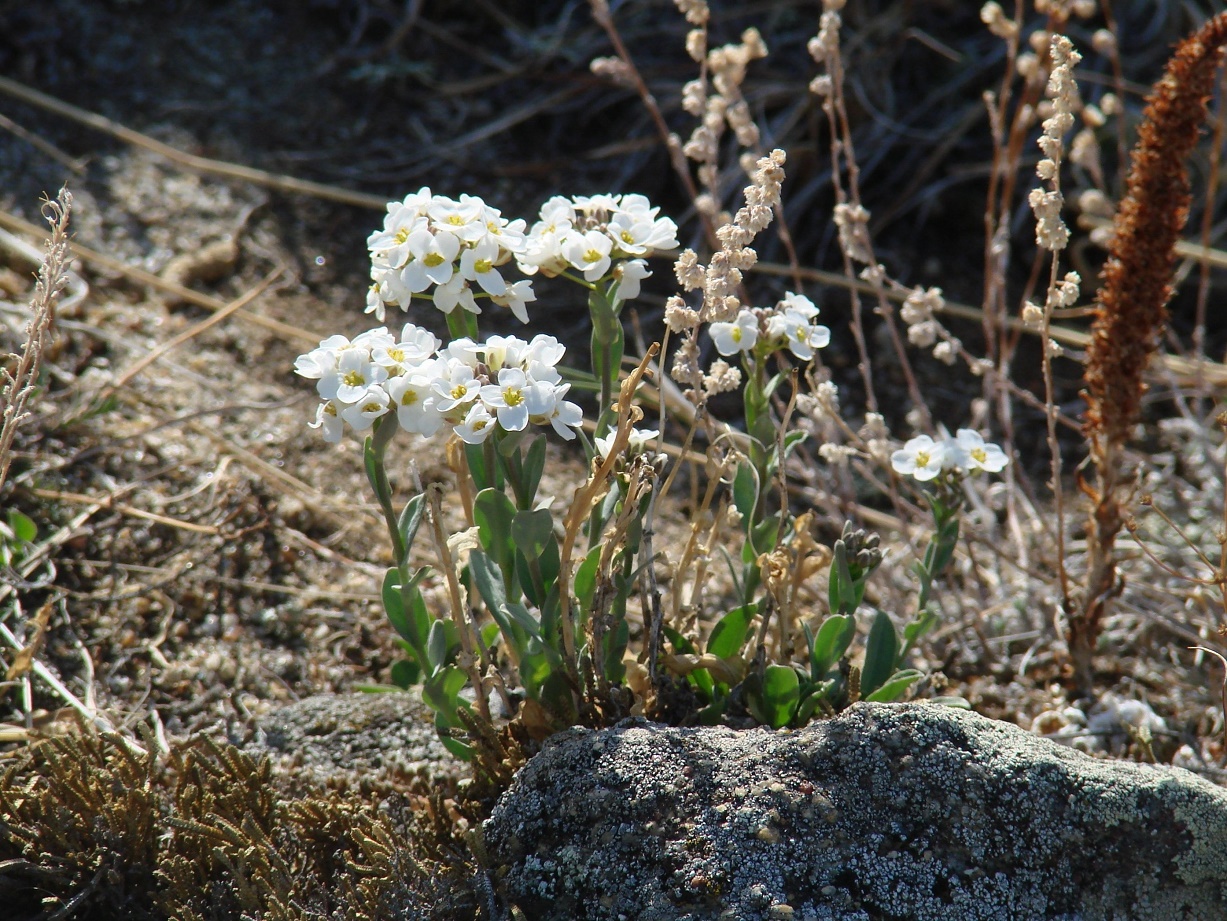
[[245, 690, 463, 789], [482, 702, 1227, 921]]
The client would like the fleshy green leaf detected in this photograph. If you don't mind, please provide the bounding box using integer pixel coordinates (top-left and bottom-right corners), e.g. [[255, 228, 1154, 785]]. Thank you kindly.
[[512, 509, 553, 561], [706, 602, 756, 660], [521, 436, 547, 500], [860, 610, 899, 696], [574, 544, 602, 614], [809, 614, 857, 678], [474, 488, 517, 562], [750, 664, 800, 729], [863, 668, 923, 702], [427, 619, 449, 671], [390, 658, 421, 689], [8, 510, 36, 544], [397, 494, 426, 557], [732, 463, 759, 525]]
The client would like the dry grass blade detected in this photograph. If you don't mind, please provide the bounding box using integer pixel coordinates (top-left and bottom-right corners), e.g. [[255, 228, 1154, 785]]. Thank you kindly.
[[0, 206, 320, 347], [0, 187, 71, 491], [0, 75, 389, 210]]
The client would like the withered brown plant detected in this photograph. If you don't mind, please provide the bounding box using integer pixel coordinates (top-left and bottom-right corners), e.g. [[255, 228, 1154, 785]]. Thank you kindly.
[[1079, 13, 1227, 692]]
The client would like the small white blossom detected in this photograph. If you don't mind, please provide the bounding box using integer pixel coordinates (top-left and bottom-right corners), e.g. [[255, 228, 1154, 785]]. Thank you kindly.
[[891, 435, 947, 481], [709, 309, 759, 355], [948, 429, 1010, 473]]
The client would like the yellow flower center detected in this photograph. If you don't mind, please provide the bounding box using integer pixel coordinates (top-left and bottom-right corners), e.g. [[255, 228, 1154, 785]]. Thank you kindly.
[[361, 401, 382, 414], [342, 370, 365, 387], [583, 248, 603, 264], [395, 228, 410, 244], [971, 447, 987, 463], [401, 390, 419, 407], [447, 215, 466, 226], [451, 384, 468, 399], [620, 230, 635, 244], [731, 328, 743, 343], [504, 388, 524, 407], [474, 258, 494, 274], [915, 451, 931, 467], [388, 348, 405, 362], [424, 252, 446, 268]]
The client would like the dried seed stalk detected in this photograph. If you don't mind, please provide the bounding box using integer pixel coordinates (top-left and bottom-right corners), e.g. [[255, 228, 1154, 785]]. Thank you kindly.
[[1079, 13, 1227, 691]]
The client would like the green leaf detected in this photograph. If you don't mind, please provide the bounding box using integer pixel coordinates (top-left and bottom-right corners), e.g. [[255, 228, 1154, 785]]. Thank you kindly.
[[382, 568, 428, 652], [521, 436, 547, 501], [707, 602, 756, 660], [464, 441, 503, 491], [601, 619, 629, 683], [809, 614, 857, 678], [7, 510, 36, 544], [796, 681, 835, 723], [363, 435, 386, 503], [469, 550, 508, 612], [518, 647, 552, 699], [390, 658, 421, 689], [861, 610, 900, 696], [512, 509, 553, 561], [931, 696, 972, 710], [397, 494, 426, 557], [732, 462, 759, 525], [863, 668, 923, 703], [474, 488, 517, 561], [574, 545, 602, 614], [539, 670, 578, 725], [750, 664, 800, 729], [663, 626, 712, 698], [427, 619, 449, 671], [748, 515, 781, 557], [434, 711, 473, 761], [481, 622, 502, 650], [423, 664, 468, 712]]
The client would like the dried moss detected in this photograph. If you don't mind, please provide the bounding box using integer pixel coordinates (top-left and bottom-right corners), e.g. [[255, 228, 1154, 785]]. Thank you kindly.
[[0, 732, 478, 920]]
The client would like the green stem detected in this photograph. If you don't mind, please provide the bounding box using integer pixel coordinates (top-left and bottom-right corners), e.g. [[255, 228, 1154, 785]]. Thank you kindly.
[[366, 419, 430, 669]]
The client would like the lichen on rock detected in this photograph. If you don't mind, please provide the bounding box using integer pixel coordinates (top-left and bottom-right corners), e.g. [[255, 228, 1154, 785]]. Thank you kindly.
[[482, 702, 1227, 921]]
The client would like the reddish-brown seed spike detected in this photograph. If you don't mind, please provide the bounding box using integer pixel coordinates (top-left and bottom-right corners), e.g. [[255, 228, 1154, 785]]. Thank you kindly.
[[1085, 13, 1227, 449]]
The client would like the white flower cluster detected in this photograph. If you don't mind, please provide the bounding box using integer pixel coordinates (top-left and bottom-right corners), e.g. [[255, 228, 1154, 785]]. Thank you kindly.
[[365, 188, 535, 323], [295, 325, 583, 445], [891, 430, 1009, 482], [708, 291, 831, 360], [518, 193, 678, 298]]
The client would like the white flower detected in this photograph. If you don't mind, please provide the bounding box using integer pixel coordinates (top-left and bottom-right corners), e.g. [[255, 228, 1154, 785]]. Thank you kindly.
[[320, 349, 389, 404], [368, 200, 429, 268], [594, 426, 660, 461], [386, 366, 445, 436], [339, 385, 390, 431], [433, 274, 480, 315], [777, 290, 819, 319], [433, 361, 481, 413], [532, 387, 583, 440], [767, 301, 830, 360], [614, 259, 651, 301], [459, 237, 507, 296], [946, 429, 1009, 473], [490, 279, 537, 323], [399, 227, 461, 292], [891, 435, 946, 481], [428, 195, 488, 243], [309, 400, 345, 443], [479, 367, 535, 432], [455, 401, 496, 444], [709, 310, 759, 355], [562, 229, 613, 281]]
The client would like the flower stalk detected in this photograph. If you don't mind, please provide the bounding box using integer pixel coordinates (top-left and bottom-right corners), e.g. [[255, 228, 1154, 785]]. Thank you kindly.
[[1079, 12, 1227, 692]]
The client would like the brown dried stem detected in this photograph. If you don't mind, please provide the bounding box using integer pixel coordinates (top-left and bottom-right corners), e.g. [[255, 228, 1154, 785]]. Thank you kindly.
[[1078, 13, 1227, 693]]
